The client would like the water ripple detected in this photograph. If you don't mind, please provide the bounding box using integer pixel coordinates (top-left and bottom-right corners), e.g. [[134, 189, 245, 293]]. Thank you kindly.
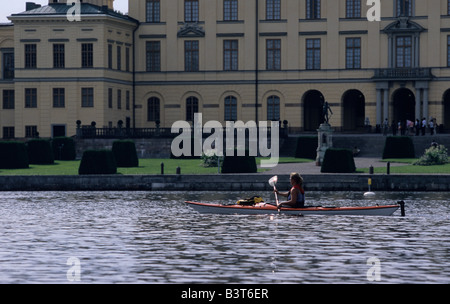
[[0, 191, 448, 283]]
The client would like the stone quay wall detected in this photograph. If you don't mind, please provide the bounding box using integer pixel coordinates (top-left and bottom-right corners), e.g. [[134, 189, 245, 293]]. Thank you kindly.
[[0, 174, 449, 192]]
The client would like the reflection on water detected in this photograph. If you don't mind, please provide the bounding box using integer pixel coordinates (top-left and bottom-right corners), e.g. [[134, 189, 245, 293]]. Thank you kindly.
[[0, 191, 448, 283]]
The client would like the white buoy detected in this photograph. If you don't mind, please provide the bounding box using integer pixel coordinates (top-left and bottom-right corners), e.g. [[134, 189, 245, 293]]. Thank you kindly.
[[364, 178, 375, 197]]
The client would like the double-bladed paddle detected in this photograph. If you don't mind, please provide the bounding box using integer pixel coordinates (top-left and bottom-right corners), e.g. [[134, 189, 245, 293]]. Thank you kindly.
[[268, 176, 280, 212]]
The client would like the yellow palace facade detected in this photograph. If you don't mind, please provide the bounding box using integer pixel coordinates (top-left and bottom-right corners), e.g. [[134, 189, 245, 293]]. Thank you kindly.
[[2, 0, 450, 138]]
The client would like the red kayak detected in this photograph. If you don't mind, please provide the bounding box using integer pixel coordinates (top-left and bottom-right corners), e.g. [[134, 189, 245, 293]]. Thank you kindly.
[[185, 201, 404, 216]]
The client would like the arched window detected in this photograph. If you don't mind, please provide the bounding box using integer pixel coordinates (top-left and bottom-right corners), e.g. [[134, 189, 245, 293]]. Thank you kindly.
[[224, 96, 237, 121], [186, 96, 199, 121], [267, 95, 280, 121], [147, 97, 160, 122]]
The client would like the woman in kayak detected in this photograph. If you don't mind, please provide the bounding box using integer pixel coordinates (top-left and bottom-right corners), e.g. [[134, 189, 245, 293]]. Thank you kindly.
[[274, 172, 305, 208]]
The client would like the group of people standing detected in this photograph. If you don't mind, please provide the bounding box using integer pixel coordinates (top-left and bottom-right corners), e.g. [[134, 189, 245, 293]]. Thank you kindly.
[[383, 117, 437, 136]]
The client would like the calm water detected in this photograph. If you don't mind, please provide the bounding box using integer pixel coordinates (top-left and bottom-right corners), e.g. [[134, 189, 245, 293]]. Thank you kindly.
[[0, 191, 448, 284]]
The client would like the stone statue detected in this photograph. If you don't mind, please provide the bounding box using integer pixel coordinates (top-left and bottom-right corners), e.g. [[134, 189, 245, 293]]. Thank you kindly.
[[322, 101, 333, 124]]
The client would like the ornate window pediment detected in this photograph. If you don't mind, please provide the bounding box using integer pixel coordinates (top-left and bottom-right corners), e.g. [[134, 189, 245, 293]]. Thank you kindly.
[[381, 17, 426, 70], [382, 17, 425, 34], [177, 23, 205, 38]]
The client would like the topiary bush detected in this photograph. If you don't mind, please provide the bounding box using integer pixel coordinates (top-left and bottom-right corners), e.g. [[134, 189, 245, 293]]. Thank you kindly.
[[295, 136, 318, 159], [52, 137, 76, 160], [27, 139, 54, 165], [413, 145, 448, 166], [382, 136, 415, 159], [321, 148, 356, 173], [0, 141, 29, 169], [112, 140, 139, 167], [221, 149, 257, 173], [78, 150, 117, 175]]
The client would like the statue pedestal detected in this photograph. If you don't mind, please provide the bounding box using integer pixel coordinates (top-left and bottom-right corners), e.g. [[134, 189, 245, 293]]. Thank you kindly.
[[316, 123, 334, 166]]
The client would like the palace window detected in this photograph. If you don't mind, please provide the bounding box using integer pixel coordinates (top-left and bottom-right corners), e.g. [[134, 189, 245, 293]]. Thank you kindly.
[[2, 52, 14, 79], [266, 0, 281, 21], [25, 126, 38, 138], [53, 88, 65, 108], [117, 46, 122, 71], [185, 40, 199, 72], [126, 47, 130, 72], [53, 44, 65, 68], [81, 88, 94, 107], [266, 39, 281, 70], [396, 36, 412, 68], [81, 43, 93, 68], [2, 90, 14, 109], [3, 127, 14, 139], [146, 41, 161, 72], [223, 40, 238, 71], [185, 0, 199, 22], [25, 88, 37, 108], [108, 44, 113, 69], [224, 0, 238, 21], [108, 88, 113, 108], [25, 44, 37, 69], [117, 89, 122, 110], [346, 0, 361, 18], [396, 0, 413, 17], [146, 0, 160, 23], [186, 96, 199, 121], [447, 36, 450, 67], [346, 37, 361, 69], [224, 96, 237, 121], [267, 96, 280, 121], [306, 38, 321, 70], [126, 91, 130, 110], [148, 97, 160, 122], [306, 0, 321, 19]]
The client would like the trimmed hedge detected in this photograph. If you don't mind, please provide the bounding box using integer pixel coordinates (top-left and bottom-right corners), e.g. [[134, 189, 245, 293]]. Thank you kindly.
[[382, 136, 415, 159], [27, 139, 54, 165], [52, 137, 76, 160], [112, 140, 139, 167], [295, 136, 318, 159], [221, 150, 257, 173], [321, 148, 356, 173], [78, 150, 117, 175], [0, 141, 29, 169]]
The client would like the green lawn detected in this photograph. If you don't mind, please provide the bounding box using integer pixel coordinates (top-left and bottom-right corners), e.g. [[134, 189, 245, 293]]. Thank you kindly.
[[2, 157, 449, 175], [0, 157, 313, 175], [358, 158, 450, 174]]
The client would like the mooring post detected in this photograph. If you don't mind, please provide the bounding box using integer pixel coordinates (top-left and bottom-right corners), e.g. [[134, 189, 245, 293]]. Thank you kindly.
[[161, 162, 164, 175], [176, 166, 181, 175], [387, 161, 390, 175], [398, 201, 405, 216]]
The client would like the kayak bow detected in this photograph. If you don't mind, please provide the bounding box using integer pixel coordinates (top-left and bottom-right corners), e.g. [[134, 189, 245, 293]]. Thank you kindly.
[[185, 201, 404, 216]]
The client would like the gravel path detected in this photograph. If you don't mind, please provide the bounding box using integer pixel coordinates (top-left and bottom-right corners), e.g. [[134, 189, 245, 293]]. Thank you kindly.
[[262, 157, 409, 175]]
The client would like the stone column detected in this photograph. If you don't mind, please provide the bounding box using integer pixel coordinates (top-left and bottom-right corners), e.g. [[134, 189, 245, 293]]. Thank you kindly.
[[383, 89, 389, 122], [415, 88, 421, 119], [376, 89, 382, 125], [423, 88, 429, 121]]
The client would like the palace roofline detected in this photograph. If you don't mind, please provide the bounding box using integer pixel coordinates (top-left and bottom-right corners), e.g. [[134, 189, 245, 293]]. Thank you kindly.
[[9, 3, 138, 23]]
